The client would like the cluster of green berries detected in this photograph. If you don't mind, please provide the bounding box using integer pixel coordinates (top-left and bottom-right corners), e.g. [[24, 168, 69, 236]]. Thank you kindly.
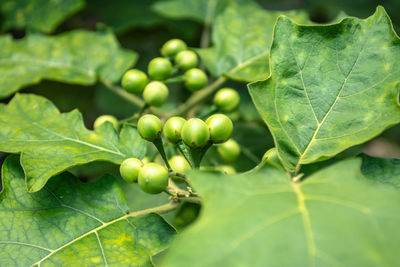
[[138, 113, 233, 147], [120, 39, 209, 108]]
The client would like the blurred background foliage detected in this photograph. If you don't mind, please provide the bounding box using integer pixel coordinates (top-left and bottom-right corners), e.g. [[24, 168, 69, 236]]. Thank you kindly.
[[1, 0, 400, 229]]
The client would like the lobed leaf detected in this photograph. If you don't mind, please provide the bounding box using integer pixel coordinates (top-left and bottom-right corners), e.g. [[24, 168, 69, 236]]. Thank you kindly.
[[0, 0, 84, 33], [152, 0, 230, 23], [163, 159, 400, 266], [0, 94, 146, 192], [249, 7, 400, 172], [198, 1, 310, 82], [0, 155, 175, 266], [86, 0, 166, 33], [0, 30, 136, 98]]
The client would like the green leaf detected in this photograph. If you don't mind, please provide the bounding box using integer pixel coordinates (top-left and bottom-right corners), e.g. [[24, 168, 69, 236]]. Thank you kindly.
[[152, 0, 229, 23], [198, 1, 310, 82], [0, 30, 136, 98], [0, 0, 84, 33], [163, 159, 400, 266], [361, 153, 400, 189], [0, 94, 146, 192], [249, 7, 400, 172], [0, 155, 175, 266], [86, 0, 166, 33]]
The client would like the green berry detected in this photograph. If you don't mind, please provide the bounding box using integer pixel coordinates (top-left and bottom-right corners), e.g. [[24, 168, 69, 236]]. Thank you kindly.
[[93, 115, 118, 130], [214, 88, 240, 113], [142, 81, 169, 107], [161, 39, 187, 57], [121, 69, 148, 94], [175, 50, 198, 71], [148, 57, 172, 80], [181, 118, 210, 148], [138, 163, 169, 194], [138, 114, 162, 141], [184, 68, 208, 91], [169, 155, 191, 174], [217, 139, 240, 163], [120, 158, 143, 183], [163, 116, 186, 143], [215, 165, 236, 175], [206, 114, 233, 143]]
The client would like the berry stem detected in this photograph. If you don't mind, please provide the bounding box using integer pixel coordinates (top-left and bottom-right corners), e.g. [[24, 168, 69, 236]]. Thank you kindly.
[[191, 141, 213, 168], [102, 80, 165, 118], [169, 76, 227, 117], [165, 75, 185, 84], [176, 140, 195, 168], [152, 138, 171, 169]]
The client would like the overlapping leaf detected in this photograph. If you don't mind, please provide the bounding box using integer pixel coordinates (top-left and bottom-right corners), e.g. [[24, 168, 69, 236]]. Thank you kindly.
[[0, 94, 146, 192], [0, 0, 84, 33], [0, 155, 175, 266], [0, 30, 136, 98], [249, 7, 400, 172], [198, 1, 310, 82], [163, 159, 400, 266]]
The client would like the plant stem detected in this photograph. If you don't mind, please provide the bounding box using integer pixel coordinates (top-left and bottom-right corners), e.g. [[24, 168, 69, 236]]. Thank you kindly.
[[176, 140, 195, 168], [165, 75, 185, 84], [191, 142, 213, 168], [129, 201, 180, 217], [102, 80, 165, 118], [152, 138, 171, 169], [170, 77, 227, 117]]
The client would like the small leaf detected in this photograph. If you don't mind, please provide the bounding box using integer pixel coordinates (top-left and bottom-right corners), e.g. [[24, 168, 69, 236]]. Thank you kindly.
[[0, 0, 84, 33], [163, 159, 400, 266], [0, 155, 175, 266], [249, 7, 400, 172], [198, 1, 310, 82], [0, 94, 146, 192], [361, 153, 400, 189], [0, 30, 136, 98]]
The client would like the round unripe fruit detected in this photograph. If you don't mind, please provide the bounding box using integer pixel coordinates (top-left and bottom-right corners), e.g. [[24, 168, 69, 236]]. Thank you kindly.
[[120, 158, 143, 183], [161, 39, 187, 57], [138, 163, 169, 194], [142, 81, 169, 107], [148, 57, 172, 80], [164, 116, 186, 143], [184, 68, 208, 91], [169, 155, 191, 174], [175, 50, 198, 71], [206, 114, 233, 143], [217, 139, 240, 163], [121, 69, 148, 94], [181, 118, 210, 148], [215, 165, 236, 175], [138, 114, 162, 141], [214, 88, 240, 113], [93, 115, 118, 130]]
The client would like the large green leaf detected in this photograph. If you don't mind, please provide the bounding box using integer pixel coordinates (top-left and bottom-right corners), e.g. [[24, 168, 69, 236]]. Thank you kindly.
[[163, 158, 400, 266], [0, 155, 175, 266], [86, 0, 166, 33], [0, 94, 146, 192], [249, 7, 400, 172], [198, 1, 310, 82], [0, 30, 136, 98], [361, 153, 400, 189], [0, 0, 84, 33]]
